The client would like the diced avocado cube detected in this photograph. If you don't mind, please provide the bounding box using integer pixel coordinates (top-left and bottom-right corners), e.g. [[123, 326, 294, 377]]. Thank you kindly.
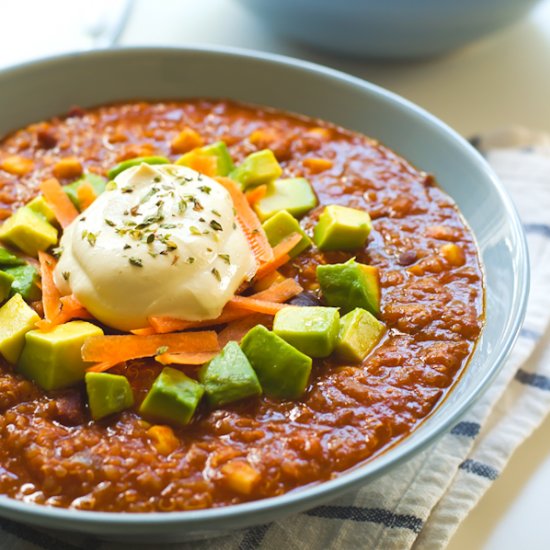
[[230, 149, 282, 189], [313, 205, 372, 251], [241, 325, 312, 400], [0, 246, 24, 267], [107, 156, 169, 180], [254, 178, 317, 221], [85, 372, 134, 420], [26, 195, 57, 225], [0, 271, 13, 304], [335, 308, 385, 363], [5, 264, 40, 301], [63, 173, 107, 210], [0, 207, 58, 257], [0, 294, 40, 364], [176, 141, 234, 177], [17, 321, 104, 390], [317, 259, 380, 316], [139, 367, 204, 426], [273, 306, 340, 358], [262, 210, 312, 258], [198, 341, 262, 407]]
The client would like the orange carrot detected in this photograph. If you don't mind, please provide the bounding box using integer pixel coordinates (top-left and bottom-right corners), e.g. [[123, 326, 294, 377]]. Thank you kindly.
[[187, 153, 218, 177], [37, 251, 62, 328], [149, 278, 303, 333], [215, 177, 273, 264], [218, 314, 271, 347], [81, 331, 219, 363], [76, 181, 97, 210], [245, 184, 267, 206], [86, 360, 123, 374], [227, 295, 287, 315], [39, 177, 79, 228], [155, 351, 219, 366], [130, 327, 157, 336], [254, 232, 302, 280]]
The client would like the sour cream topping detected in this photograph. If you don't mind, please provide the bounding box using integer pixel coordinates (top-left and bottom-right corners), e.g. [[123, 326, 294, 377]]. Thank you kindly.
[[53, 163, 257, 331]]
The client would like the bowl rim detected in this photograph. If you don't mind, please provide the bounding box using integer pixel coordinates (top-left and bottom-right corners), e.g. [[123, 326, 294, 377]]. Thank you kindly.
[[0, 45, 530, 529]]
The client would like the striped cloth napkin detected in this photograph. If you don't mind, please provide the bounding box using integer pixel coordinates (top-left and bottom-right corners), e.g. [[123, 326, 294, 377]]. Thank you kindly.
[[1, 128, 550, 550]]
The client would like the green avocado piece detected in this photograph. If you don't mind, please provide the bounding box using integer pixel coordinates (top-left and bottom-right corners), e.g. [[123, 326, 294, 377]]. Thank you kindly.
[[273, 306, 340, 358], [241, 325, 312, 400], [254, 178, 318, 221], [139, 366, 204, 426], [85, 372, 134, 420], [261, 210, 312, 258], [0, 294, 40, 364], [317, 259, 380, 316], [176, 141, 234, 176], [0, 207, 58, 257], [63, 173, 107, 210], [313, 205, 372, 251], [17, 321, 104, 390], [230, 149, 282, 189], [107, 156, 169, 180], [0, 271, 14, 304], [198, 341, 262, 407], [5, 264, 40, 301], [0, 246, 24, 268], [335, 308, 385, 363], [26, 195, 57, 225]]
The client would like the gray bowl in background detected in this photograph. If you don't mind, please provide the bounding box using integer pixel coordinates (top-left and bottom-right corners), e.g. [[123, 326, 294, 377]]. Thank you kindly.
[[237, 0, 542, 58], [0, 47, 529, 541]]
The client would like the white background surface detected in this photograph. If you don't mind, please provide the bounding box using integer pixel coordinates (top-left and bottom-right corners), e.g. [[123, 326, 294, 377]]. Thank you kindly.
[[1, 1, 550, 548]]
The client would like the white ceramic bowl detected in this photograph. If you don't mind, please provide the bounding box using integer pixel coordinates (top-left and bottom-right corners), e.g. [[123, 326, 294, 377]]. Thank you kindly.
[[0, 47, 529, 542]]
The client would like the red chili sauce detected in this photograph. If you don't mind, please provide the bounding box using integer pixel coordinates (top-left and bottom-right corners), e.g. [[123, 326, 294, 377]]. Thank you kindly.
[[0, 100, 483, 511]]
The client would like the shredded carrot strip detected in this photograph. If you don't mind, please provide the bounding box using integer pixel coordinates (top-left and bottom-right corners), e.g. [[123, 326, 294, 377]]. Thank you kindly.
[[218, 314, 271, 347], [254, 232, 302, 280], [227, 295, 287, 315], [37, 252, 62, 329], [215, 177, 273, 264], [39, 178, 79, 228], [149, 278, 303, 333], [130, 327, 157, 336], [86, 360, 123, 374], [155, 351, 219, 366], [81, 331, 219, 364], [76, 181, 97, 210], [245, 184, 267, 206]]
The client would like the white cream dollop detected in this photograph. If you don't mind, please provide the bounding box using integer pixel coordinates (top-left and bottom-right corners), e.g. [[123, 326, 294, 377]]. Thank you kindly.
[[53, 163, 257, 331]]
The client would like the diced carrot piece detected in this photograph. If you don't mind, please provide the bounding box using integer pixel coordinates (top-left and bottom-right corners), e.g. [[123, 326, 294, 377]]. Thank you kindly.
[[81, 331, 219, 363], [187, 153, 217, 177], [303, 157, 333, 174], [215, 177, 273, 265], [147, 425, 179, 455], [155, 351, 218, 365], [170, 128, 204, 154], [40, 177, 79, 228], [76, 181, 97, 210], [53, 157, 83, 180], [0, 155, 34, 176], [220, 460, 261, 495]]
